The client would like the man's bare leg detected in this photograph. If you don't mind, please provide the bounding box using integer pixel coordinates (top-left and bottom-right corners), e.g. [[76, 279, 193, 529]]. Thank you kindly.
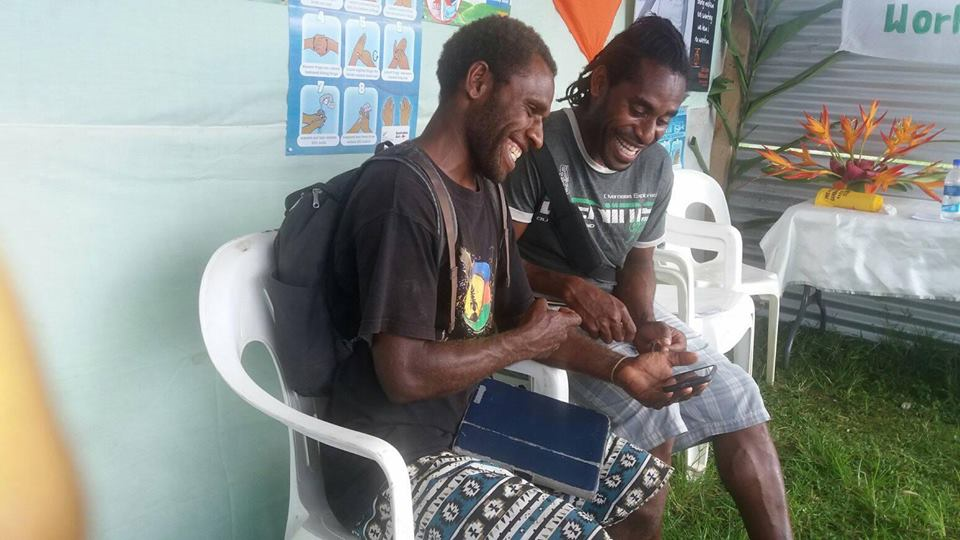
[[605, 439, 673, 540], [713, 423, 793, 539]]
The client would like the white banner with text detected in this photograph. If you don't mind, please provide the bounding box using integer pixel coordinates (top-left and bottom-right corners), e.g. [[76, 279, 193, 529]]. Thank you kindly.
[[840, 1, 960, 65]]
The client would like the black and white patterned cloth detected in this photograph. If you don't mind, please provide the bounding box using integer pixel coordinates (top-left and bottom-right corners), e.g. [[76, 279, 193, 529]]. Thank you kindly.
[[354, 435, 671, 539]]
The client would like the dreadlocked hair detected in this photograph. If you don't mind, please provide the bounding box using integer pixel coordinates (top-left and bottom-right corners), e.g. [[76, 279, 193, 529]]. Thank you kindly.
[[560, 15, 688, 108]]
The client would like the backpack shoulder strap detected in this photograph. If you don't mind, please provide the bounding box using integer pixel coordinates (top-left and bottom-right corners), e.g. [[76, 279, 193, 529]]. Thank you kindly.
[[486, 180, 512, 288], [371, 145, 459, 336], [529, 146, 607, 279]]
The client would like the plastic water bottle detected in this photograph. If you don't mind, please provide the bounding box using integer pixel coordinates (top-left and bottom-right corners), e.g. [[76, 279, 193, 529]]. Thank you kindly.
[[941, 159, 960, 221]]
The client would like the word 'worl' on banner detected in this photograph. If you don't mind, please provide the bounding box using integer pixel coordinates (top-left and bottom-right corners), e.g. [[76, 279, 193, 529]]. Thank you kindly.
[[840, 0, 960, 65]]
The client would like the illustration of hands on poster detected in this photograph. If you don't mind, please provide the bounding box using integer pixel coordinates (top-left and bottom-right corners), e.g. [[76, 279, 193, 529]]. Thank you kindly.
[[299, 83, 341, 148], [344, 17, 381, 78], [301, 11, 343, 78], [422, 0, 510, 26], [380, 93, 415, 144], [383, 22, 415, 81], [287, 0, 422, 155]]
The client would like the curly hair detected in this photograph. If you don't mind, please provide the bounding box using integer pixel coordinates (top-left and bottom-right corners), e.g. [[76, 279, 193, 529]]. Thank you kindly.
[[436, 16, 557, 100], [560, 16, 688, 109]]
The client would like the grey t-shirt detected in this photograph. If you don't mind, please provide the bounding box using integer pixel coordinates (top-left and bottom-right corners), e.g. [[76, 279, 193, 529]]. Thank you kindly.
[[506, 108, 673, 285]]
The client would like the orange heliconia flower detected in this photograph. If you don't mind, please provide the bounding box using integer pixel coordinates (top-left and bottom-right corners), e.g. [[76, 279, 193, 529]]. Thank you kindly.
[[916, 180, 944, 202], [881, 117, 944, 158], [800, 105, 835, 149], [859, 100, 885, 142], [788, 144, 820, 167], [839, 116, 862, 155], [758, 101, 947, 200], [871, 163, 908, 192]]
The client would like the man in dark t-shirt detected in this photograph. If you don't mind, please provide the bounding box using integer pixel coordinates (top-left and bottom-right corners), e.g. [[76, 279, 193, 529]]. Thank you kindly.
[[317, 17, 703, 540]]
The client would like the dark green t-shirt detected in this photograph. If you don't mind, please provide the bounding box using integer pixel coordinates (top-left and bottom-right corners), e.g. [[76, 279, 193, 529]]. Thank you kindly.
[[506, 108, 673, 287]]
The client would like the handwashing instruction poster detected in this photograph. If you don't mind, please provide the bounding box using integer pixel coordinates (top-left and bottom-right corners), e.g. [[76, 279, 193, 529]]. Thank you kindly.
[[287, 0, 422, 155]]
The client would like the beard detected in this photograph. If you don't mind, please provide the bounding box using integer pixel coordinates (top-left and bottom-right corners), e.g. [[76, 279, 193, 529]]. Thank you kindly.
[[464, 97, 511, 183]]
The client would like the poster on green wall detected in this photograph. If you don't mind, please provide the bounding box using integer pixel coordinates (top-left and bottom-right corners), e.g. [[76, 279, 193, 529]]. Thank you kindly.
[[286, 0, 423, 155], [422, 0, 511, 26]]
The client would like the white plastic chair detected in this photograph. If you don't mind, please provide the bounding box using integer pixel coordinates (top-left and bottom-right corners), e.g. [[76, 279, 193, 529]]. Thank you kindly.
[[652, 224, 755, 477], [655, 215, 756, 374], [668, 169, 782, 384], [198, 231, 568, 540]]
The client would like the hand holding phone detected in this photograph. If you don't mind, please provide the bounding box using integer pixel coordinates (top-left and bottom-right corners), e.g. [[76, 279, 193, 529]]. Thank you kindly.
[[661, 364, 716, 393]]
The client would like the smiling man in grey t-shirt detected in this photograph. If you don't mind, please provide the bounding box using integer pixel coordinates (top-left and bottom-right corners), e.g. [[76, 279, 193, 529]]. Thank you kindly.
[[505, 16, 793, 540]]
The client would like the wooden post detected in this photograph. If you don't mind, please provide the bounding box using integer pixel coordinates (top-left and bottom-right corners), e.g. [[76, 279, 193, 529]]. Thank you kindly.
[[709, 0, 758, 189]]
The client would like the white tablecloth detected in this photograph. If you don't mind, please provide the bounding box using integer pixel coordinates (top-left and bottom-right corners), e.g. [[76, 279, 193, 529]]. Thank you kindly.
[[759, 197, 960, 301]]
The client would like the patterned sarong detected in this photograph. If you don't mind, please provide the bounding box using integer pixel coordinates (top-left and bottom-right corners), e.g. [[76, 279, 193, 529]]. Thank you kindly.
[[355, 434, 671, 539]]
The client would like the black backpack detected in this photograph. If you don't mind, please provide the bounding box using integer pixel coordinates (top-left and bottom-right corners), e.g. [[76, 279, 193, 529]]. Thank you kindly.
[[267, 142, 461, 397], [266, 142, 524, 396]]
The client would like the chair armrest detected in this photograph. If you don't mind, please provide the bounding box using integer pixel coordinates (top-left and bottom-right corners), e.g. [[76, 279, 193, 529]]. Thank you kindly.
[[665, 215, 743, 289], [221, 362, 415, 538], [653, 248, 695, 324]]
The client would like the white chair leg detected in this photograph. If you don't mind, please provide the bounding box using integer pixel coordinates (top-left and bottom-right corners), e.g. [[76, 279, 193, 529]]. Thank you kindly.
[[732, 314, 755, 376], [686, 444, 710, 478], [764, 295, 780, 385]]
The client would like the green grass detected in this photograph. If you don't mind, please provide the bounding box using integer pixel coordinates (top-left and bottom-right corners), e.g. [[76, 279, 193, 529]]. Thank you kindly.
[[662, 324, 960, 539]]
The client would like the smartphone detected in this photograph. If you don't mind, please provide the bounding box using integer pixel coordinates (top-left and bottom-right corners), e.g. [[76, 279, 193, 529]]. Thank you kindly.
[[661, 364, 716, 393]]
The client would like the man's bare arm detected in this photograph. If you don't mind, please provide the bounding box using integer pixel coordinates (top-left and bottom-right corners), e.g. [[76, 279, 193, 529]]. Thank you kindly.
[[372, 299, 580, 403], [613, 246, 658, 324], [614, 245, 687, 352], [513, 221, 636, 343], [542, 326, 699, 409]]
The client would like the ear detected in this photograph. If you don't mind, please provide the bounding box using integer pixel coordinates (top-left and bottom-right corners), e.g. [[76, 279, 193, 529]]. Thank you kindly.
[[588, 64, 609, 101], [464, 60, 494, 100]]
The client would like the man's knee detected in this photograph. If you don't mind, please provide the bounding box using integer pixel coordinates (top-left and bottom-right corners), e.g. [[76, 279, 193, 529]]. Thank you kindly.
[[651, 438, 675, 461], [713, 423, 779, 467]]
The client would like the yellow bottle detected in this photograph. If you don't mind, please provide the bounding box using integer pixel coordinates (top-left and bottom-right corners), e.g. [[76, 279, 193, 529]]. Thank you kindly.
[[814, 188, 884, 212]]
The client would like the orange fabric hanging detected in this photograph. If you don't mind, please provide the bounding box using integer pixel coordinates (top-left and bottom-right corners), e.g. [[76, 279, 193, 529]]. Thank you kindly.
[[553, 0, 623, 61]]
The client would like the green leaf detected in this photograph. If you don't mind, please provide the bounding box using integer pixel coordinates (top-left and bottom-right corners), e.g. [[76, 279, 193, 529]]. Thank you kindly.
[[708, 76, 733, 105], [888, 183, 909, 192], [733, 54, 750, 100], [766, 0, 787, 22], [743, 0, 761, 47], [734, 135, 810, 176], [720, 0, 741, 58], [744, 51, 845, 121], [688, 137, 711, 176], [715, 105, 736, 143], [756, 0, 842, 67]]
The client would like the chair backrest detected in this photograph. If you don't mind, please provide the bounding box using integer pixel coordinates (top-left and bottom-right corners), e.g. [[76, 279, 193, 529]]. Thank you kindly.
[[667, 169, 732, 225], [198, 231, 350, 539]]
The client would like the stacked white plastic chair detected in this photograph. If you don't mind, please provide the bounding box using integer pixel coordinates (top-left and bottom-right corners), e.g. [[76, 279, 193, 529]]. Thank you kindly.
[[198, 230, 567, 539], [666, 169, 782, 384], [652, 172, 759, 476]]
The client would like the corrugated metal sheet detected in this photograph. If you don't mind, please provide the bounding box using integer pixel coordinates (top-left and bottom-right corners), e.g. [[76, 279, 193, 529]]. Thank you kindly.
[[727, 0, 960, 344]]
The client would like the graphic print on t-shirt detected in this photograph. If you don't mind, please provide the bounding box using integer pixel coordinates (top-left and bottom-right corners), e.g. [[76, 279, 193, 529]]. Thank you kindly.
[[568, 192, 658, 234], [459, 247, 494, 335]]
